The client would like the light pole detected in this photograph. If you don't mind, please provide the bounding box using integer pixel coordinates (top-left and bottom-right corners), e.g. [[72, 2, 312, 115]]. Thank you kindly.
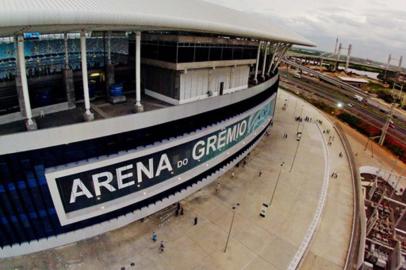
[[364, 135, 379, 158], [224, 203, 240, 253], [269, 162, 285, 208], [291, 118, 305, 173], [289, 133, 303, 173], [296, 105, 304, 133], [378, 103, 395, 146]]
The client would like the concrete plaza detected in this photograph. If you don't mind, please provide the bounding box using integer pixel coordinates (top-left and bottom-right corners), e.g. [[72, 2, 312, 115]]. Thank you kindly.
[[0, 90, 354, 270]]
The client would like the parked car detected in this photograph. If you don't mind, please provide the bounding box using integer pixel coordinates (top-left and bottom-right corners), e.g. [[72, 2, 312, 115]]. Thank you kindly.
[[296, 131, 302, 141]]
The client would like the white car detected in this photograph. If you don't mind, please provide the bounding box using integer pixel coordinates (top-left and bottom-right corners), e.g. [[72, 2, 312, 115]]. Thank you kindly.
[[347, 103, 353, 107], [296, 132, 302, 141]]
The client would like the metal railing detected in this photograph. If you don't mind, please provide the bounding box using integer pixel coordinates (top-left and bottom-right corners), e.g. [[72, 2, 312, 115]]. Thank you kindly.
[[334, 123, 366, 270]]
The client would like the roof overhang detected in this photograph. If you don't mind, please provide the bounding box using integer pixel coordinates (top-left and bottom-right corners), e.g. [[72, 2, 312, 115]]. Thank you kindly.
[[0, 0, 315, 47]]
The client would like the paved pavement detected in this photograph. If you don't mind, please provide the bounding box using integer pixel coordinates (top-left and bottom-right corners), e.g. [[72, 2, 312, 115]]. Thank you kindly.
[[280, 70, 406, 142], [299, 102, 354, 270], [336, 119, 406, 188], [0, 89, 354, 270]]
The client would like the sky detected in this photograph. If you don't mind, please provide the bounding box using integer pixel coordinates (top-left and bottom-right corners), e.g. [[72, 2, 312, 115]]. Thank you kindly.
[[205, 0, 406, 65]]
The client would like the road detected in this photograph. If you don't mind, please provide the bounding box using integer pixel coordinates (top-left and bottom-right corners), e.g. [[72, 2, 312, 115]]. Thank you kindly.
[[280, 71, 406, 146]]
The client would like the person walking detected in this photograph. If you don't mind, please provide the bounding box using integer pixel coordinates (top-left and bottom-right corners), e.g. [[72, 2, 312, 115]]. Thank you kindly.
[[152, 232, 157, 242], [194, 216, 198, 225], [215, 182, 220, 193], [175, 202, 181, 216], [159, 241, 165, 253]]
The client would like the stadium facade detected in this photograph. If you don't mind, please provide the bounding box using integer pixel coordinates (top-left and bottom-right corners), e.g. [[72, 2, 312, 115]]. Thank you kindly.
[[0, 0, 313, 257]]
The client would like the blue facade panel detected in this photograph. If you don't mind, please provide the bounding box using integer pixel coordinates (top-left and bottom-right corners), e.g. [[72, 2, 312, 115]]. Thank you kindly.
[[0, 80, 278, 248]]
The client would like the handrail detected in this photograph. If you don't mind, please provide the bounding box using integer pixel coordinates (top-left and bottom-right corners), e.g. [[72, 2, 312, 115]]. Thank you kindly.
[[280, 88, 366, 269], [334, 123, 366, 270]]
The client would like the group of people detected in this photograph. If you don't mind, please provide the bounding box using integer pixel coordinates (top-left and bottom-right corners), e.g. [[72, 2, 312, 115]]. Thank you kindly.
[[151, 202, 201, 253], [151, 232, 165, 252], [327, 135, 335, 146], [175, 202, 184, 216], [295, 115, 313, 123], [304, 116, 312, 122]]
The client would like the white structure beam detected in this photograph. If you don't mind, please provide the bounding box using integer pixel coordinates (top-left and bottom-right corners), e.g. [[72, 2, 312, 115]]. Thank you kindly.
[[272, 44, 290, 74], [267, 43, 281, 75], [261, 42, 269, 79], [134, 31, 143, 112], [80, 30, 94, 121], [16, 34, 37, 130], [253, 41, 262, 83]]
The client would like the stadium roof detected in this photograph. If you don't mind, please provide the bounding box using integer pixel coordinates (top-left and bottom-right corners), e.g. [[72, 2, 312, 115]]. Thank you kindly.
[[0, 0, 315, 46]]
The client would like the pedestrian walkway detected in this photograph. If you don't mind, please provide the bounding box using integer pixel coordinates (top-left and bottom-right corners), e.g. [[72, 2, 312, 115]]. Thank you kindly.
[[0, 89, 354, 270], [335, 118, 406, 184]]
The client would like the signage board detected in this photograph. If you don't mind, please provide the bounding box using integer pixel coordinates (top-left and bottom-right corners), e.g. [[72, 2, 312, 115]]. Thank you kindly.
[[46, 97, 275, 225]]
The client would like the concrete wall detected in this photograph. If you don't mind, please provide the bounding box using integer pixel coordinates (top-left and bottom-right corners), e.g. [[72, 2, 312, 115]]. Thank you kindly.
[[0, 76, 278, 155], [177, 65, 249, 104], [142, 65, 179, 99]]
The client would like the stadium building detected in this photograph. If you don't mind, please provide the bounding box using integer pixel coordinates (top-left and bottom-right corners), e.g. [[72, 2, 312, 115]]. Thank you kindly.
[[0, 0, 313, 257]]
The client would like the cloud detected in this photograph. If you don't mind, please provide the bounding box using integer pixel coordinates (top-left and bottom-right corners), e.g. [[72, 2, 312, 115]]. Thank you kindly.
[[204, 0, 406, 65]]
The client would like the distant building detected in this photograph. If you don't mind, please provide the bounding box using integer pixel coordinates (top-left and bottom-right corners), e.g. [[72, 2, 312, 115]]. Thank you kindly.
[[396, 72, 406, 84], [338, 76, 369, 88]]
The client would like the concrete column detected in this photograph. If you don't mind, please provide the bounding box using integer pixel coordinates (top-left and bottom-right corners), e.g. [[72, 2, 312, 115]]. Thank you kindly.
[[398, 56, 403, 71], [134, 31, 143, 112], [16, 34, 37, 130], [80, 30, 94, 121], [253, 41, 262, 83], [336, 43, 342, 71], [64, 33, 69, 69], [63, 33, 75, 108], [63, 69, 76, 108], [345, 44, 352, 73], [105, 31, 116, 99], [106, 63, 115, 87], [261, 42, 269, 80], [107, 31, 112, 65]]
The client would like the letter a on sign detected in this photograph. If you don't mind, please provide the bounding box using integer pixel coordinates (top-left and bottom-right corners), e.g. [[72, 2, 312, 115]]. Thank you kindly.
[[70, 178, 93, 204], [156, 154, 173, 177]]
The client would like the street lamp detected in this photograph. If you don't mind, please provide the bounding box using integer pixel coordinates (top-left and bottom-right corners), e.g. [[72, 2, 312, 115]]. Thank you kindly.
[[269, 162, 285, 208], [224, 202, 240, 253], [296, 105, 304, 133], [290, 125, 303, 173]]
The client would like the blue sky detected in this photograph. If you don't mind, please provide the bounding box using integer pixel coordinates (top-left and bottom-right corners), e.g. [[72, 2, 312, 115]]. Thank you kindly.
[[205, 0, 406, 65]]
